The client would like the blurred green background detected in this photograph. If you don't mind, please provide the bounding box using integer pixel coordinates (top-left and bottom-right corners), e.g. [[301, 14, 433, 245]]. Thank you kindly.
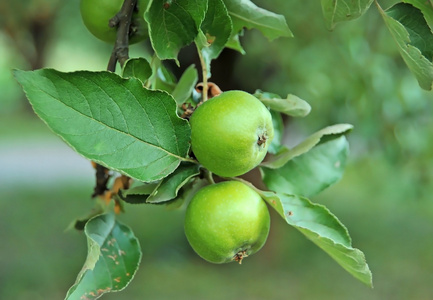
[[1, 0, 433, 299]]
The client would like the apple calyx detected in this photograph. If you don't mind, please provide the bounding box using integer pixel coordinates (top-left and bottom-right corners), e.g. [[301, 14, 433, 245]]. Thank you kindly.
[[256, 126, 270, 148], [257, 133, 268, 147], [232, 250, 249, 264]]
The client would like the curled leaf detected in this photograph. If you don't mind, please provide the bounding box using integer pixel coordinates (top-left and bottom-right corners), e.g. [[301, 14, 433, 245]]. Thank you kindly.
[[65, 214, 141, 299], [262, 124, 353, 169], [254, 90, 311, 117]]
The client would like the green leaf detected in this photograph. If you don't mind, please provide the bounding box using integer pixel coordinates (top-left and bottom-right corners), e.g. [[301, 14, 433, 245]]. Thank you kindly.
[[321, 0, 373, 30], [402, 0, 433, 32], [262, 136, 349, 198], [223, 0, 293, 41], [14, 69, 191, 182], [122, 58, 153, 83], [153, 63, 177, 93], [66, 214, 141, 299], [250, 188, 372, 287], [120, 163, 200, 204], [379, 2, 433, 90], [147, 163, 200, 203], [225, 33, 246, 54], [254, 90, 311, 117], [267, 110, 284, 155], [387, 3, 433, 61], [171, 65, 198, 105], [198, 0, 233, 75], [195, 30, 209, 49], [68, 208, 105, 231], [145, 0, 208, 62], [165, 177, 209, 209], [262, 124, 353, 169], [119, 182, 160, 204]]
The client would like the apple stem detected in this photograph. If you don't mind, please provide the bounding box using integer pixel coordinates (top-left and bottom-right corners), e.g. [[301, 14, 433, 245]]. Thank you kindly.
[[203, 169, 216, 185]]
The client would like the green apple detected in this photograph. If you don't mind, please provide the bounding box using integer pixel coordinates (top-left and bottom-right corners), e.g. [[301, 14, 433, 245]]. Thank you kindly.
[[184, 181, 270, 264], [80, 0, 149, 44], [190, 90, 274, 177]]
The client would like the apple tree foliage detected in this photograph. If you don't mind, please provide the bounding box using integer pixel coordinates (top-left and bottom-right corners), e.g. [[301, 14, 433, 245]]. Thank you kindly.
[[13, 0, 433, 298]]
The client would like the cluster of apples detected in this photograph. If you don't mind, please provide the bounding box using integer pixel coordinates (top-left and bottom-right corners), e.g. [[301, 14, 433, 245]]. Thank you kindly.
[[186, 91, 274, 264], [80, 0, 275, 264]]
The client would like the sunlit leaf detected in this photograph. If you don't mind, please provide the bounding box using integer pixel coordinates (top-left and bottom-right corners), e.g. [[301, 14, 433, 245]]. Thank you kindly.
[[321, 0, 373, 30], [254, 90, 311, 117], [14, 69, 191, 182], [66, 214, 141, 299], [223, 0, 293, 41]]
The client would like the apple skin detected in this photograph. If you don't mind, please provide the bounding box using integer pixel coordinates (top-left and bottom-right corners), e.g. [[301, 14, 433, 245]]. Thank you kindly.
[[80, 0, 149, 44], [190, 90, 274, 177], [184, 181, 270, 264]]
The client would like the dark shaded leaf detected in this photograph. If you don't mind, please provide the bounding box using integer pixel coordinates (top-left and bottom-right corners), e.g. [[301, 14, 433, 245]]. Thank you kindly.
[[122, 58, 153, 82], [171, 65, 198, 105], [198, 0, 232, 74], [145, 0, 207, 62], [379, 2, 433, 90], [120, 163, 200, 204]]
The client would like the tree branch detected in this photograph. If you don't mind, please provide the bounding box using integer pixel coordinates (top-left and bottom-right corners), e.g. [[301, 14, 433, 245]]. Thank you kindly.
[[107, 0, 138, 71]]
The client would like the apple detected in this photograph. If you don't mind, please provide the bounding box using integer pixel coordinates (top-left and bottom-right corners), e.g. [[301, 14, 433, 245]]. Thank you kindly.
[[80, 0, 149, 44], [190, 90, 274, 177], [184, 181, 270, 264]]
